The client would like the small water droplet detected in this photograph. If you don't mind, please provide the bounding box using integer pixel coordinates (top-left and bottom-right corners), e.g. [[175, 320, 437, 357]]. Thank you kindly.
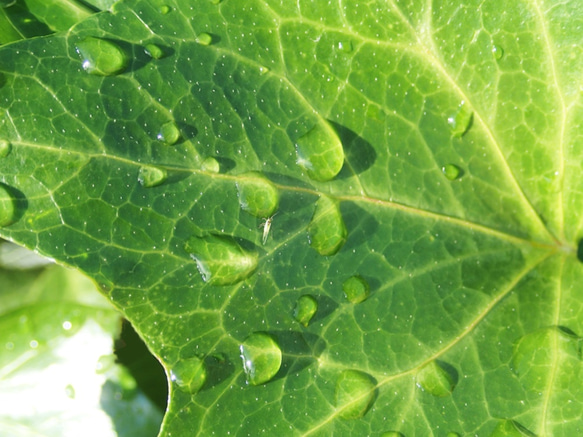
[[492, 44, 504, 60], [201, 156, 220, 173], [293, 295, 318, 327], [75, 37, 128, 76], [308, 195, 347, 256], [159, 5, 171, 14], [184, 234, 257, 285], [64, 384, 76, 399], [0, 183, 17, 227], [295, 120, 345, 181], [380, 432, 405, 437], [441, 164, 463, 180], [144, 43, 165, 59], [170, 356, 207, 393], [416, 360, 456, 397], [236, 173, 279, 218], [157, 121, 181, 145], [259, 65, 269, 75], [0, 139, 11, 158], [96, 354, 115, 374], [196, 32, 213, 46], [342, 276, 370, 304], [446, 433, 461, 437], [447, 101, 473, 138], [138, 165, 167, 188], [337, 40, 353, 53], [239, 332, 282, 385], [335, 369, 377, 419], [490, 420, 534, 437]]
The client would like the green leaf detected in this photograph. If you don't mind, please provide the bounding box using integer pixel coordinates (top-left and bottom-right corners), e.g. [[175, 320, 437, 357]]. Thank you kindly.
[[0, 0, 582, 435]]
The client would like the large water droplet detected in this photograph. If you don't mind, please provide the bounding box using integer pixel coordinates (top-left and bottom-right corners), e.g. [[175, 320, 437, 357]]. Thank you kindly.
[[447, 101, 473, 138], [416, 360, 456, 397], [490, 420, 533, 437], [75, 37, 128, 76], [335, 369, 377, 419], [295, 120, 345, 181], [144, 43, 165, 60], [512, 327, 580, 392], [138, 165, 167, 188], [308, 195, 346, 256], [236, 173, 279, 219], [184, 234, 257, 285], [170, 356, 207, 393], [293, 295, 318, 327], [196, 33, 213, 46], [239, 332, 282, 385], [442, 163, 463, 180], [492, 44, 504, 60], [201, 157, 220, 173], [157, 121, 181, 145], [0, 139, 11, 158], [342, 276, 370, 303], [0, 183, 17, 227]]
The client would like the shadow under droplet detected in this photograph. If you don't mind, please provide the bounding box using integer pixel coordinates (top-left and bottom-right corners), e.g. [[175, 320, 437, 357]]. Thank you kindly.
[[329, 121, 376, 179], [201, 353, 236, 391], [267, 331, 325, 383]]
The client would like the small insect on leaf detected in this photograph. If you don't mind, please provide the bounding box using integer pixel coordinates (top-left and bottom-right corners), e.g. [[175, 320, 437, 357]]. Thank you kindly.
[[261, 214, 277, 245]]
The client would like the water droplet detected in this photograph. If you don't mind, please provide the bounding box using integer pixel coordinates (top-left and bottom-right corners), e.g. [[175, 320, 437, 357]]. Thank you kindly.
[[184, 234, 257, 285], [64, 384, 76, 399], [239, 332, 282, 385], [512, 327, 579, 392], [381, 432, 405, 437], [335, 369, 377, 419], [490, 420, 534, 437], [308, 195, 346, 256], [441, 164, 463, 180], [446, 433, 461, 437], [416, 360, 456, 397], [236, 173, 279, 218], [342, 276, 370, 304], [159, 5, 171, 14], [75, 37, 128, 76], [144, 43, 165, 59], [337, 40, 353, 53], [293, 295, 318, 327], [259, 65, 269, 75], [196, 33, 213, 46], [209, 0, 222, 4], [447, 101, 473, 138], [295, 120, 345, 181], [170, 356, 206, 393], [138, 165, 167, 188], [0, 140, 11, 158], [201, 156, 220, 173], [492, 44, 504, 60], [96, 354, 115, 374], [0, 183, 17, 227], [157, 121, 181, 145]]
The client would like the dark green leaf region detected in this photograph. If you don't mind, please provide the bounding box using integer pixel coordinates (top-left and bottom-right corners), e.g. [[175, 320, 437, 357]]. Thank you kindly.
[[0, 0, 583, 436]]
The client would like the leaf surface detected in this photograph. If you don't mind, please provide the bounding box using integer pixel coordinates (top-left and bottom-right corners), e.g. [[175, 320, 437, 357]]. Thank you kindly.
[[0, 0, 582, 435]]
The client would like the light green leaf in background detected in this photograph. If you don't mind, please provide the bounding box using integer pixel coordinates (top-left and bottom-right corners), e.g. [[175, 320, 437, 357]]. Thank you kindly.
[[0, 0, 582, 436]]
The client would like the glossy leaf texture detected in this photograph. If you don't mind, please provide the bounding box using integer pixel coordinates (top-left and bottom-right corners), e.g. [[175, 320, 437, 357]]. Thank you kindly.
[[0, 0, 582, 435]]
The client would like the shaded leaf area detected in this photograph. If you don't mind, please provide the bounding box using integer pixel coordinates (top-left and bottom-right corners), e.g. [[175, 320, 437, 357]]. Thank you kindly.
[[0, 251, 163, 436], [0, 0, 582, 435]]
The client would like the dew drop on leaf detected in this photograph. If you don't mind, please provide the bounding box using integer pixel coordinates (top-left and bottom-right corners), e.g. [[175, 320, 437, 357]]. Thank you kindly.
[[159, 5, 171, 14], [236, 172, 279, 218], [342, 276, 370, 303], [447, 101, 473, 138], [184, 234, 258, 285], [259, 65, 269, 75], [144, 43, 165, 60], [138, 165, 167, 188], [293, 295, 318, 327], [201, 156, 220, 173], [416, 360, 456, 397], [0, 183, 17, 227], [157, 121, 181, 145], [196, 33, 213, 46], [239, 332, 282, 385], [490, 420, 534, 437], [308, 195, 347, 256], [441, 164, 463, 180], [0, 139, 11, 158], [446, 433, 461, 437], [64, 384, 76, 399], [337, 40, 353, 53], [295, 120, 345, 181], [380, 432, 405, 437], [492, 44, 504, 60], [75, 37, 128, 76], [170, 356, 207, 393], [335, 369, 377, 419]]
